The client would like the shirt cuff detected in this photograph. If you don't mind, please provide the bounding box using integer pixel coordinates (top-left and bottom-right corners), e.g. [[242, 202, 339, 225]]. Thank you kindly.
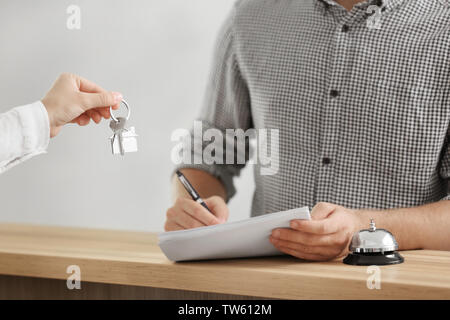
[[174, 163, 237, 202], [0, 101, 50, 173]]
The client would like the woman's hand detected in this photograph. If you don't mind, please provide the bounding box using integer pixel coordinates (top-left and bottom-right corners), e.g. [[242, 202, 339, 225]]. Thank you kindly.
[[41, 73, 122, 138]]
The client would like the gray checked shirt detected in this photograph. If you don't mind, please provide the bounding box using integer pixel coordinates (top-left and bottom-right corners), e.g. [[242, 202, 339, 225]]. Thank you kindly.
[[177, 0, 450, 216]]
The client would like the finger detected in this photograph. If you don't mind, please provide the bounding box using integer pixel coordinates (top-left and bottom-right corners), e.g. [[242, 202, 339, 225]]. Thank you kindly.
[[73, 74, 120, 109], [272, 228, 337, 246], [80, 91, 122, 110], [204, 196, 229, 222], [164, 220, 184, 232], [90, 110, 102, 124], [97, 107, 111, 119], [290, 218, 340, 235], [275, 246, 331, 262], [84, 110, 97, 124], [166, 207, 205, 230], [70, 116, 81, 124], [77, 114, 90, 126], [270, 237, 339, 257], [310, 202, 338, 220], [177, 198, 220, 226], [76, 75, 106, 94], [173, 210, 206, 229]]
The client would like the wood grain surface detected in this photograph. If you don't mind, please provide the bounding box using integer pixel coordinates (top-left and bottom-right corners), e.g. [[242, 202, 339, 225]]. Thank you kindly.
[[0, 223, 449, 299]]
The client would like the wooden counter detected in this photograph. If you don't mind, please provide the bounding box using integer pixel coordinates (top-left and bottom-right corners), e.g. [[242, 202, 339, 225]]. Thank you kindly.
[[0, 223, 449, 299]]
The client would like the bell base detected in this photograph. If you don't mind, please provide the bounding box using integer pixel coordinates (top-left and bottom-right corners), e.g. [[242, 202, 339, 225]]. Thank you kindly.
[[343, 251, 404, 266]]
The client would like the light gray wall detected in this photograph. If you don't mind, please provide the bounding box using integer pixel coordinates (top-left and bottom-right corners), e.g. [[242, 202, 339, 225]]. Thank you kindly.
[[0, 0, 254, 231]]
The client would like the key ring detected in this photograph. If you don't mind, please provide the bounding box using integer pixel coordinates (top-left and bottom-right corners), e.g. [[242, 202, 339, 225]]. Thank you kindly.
[[110, 99, 130, 123]]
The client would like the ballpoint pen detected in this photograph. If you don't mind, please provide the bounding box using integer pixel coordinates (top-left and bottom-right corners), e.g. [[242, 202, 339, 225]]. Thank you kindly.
[[175, 170, 212, 212]]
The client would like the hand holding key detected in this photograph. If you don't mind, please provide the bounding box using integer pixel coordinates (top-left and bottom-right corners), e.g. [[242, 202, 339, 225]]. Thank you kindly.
[[41, 73, 122, 138]]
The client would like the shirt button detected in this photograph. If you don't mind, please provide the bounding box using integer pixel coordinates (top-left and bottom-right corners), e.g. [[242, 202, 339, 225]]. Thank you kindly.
[[342, 25, 350, 32], [322, 158, 331, 165], [330, 90, 339, 98]]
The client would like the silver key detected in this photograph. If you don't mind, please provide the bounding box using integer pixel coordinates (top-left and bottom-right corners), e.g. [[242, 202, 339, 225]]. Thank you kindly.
[[109, 116, 126, 132], [109, 99, 138, 156], [110, 117, 127, 155]]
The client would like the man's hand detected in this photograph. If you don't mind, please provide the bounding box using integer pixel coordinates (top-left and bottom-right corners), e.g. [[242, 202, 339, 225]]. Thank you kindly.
[[270, 202, 363, 261], [165, 195, 229, 231], [41, 73, 122, 138]]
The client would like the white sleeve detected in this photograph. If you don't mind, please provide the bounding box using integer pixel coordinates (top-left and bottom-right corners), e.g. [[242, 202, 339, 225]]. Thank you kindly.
[[0, 101, 50, 174]]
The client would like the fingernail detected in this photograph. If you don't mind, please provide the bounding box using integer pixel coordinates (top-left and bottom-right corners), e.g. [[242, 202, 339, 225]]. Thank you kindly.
[[272, 230, 280, 238], [270, 237, 278, 244], [112, 92, 123, 102], [290, 221, 299, 228]]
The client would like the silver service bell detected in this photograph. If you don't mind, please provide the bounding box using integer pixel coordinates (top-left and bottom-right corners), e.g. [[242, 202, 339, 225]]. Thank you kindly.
[[343, 219, 404, 266]]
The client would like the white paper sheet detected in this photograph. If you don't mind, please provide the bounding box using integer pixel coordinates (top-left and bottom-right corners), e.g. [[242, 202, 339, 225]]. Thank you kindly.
[[158, 207, 310, 262]]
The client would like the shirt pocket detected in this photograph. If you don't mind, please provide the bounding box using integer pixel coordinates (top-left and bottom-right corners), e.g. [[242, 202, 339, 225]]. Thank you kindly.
[[357, 80, 447, 176]]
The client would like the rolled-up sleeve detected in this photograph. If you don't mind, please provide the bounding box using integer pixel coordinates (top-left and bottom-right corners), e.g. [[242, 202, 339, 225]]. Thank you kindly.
[[0, 101, 50, 174], [175, 2, 252, 201]]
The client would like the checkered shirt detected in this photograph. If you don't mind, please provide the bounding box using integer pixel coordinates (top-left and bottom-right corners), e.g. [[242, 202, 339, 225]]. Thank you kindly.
[[177, 0, 450, 216]]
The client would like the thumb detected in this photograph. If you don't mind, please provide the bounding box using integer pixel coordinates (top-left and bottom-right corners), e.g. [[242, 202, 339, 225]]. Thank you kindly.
[[310, 202, 338, 220], [204, 196, 229, 223], [81, 91, 122, 110]]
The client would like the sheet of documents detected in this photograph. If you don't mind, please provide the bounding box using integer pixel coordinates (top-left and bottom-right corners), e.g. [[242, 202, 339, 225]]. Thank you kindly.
[[158, 207, 310, 262]]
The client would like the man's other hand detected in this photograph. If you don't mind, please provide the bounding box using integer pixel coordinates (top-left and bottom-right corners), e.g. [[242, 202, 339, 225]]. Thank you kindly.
[[270, 202, 362, 261]]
